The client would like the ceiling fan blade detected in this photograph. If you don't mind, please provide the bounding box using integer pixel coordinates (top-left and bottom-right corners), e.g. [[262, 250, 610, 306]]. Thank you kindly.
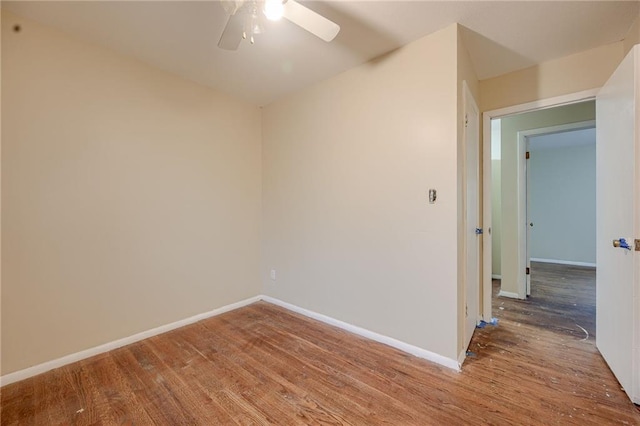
[[221, 0, 245, 16], [218, 12, 245, 50], [282, 0, 340, 42]]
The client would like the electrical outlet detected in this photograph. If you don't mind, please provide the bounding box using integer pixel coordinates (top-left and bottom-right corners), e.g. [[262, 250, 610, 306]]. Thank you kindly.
[[270, 269, 276, 281]]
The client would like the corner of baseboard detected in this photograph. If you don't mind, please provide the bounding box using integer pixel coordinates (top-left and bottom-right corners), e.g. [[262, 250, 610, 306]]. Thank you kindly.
[[3, 294, 461, 386], [261, 295, 460, 372], [498, 290, 521, 299]]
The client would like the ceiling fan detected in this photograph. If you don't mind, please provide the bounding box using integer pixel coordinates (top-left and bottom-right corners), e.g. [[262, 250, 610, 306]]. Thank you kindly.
[[218, 0, 340, 50]]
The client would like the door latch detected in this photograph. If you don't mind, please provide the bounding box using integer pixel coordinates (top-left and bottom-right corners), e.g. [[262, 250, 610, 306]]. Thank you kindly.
[[613, 238, 632, 250], [475, 228, 483, 235], [635, 239, 640, 252]]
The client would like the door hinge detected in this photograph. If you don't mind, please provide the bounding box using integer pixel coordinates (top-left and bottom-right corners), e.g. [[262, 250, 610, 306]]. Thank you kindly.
[[465, 114, 468, 127], [526, 267, 530, 275], [465, 304, 468, 317], [635, 239, 640, 252], [526, 151, 530, 160]]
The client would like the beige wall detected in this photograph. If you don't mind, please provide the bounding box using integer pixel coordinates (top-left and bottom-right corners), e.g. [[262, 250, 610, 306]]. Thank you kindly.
[[262, 25, 462, 361], [1, 12, 262, 374], [499, 102, 595, 297], [623, 13, 640, 56], [456, 26, 479, 358], [480, 42, 624, 112]]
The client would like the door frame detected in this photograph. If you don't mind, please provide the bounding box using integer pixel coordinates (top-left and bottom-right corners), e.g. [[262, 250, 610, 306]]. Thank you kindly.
[[481, 88, 599, 319], [463, 80, 480, 354], [515, 120, 596, 298]]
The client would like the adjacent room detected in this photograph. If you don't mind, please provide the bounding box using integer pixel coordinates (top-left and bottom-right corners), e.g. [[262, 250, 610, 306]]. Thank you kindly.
[[2, 1, 640, 424], [491, 101, 596, 299]]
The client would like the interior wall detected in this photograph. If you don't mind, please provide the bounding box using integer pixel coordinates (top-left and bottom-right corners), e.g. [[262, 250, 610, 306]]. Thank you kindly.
[[479, 42, 624, 112], [456, 25, 480, 358], [1, 12, 262, 374], [499, 101, 596, 297], [529, 140, 596, 264], [262, 25, 461, 361]]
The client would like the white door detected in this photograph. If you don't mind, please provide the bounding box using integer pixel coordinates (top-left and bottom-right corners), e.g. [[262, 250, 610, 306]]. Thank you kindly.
[[596, 45, 639, 404], [464, 82, 480, 352]]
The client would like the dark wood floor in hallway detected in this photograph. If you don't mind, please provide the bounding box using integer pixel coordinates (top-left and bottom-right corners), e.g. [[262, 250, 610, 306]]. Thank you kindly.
[[2, 262, 639, 425]]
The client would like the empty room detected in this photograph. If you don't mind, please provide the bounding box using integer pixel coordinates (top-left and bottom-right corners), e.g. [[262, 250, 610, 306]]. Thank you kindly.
[[2, 1, 640, 424]]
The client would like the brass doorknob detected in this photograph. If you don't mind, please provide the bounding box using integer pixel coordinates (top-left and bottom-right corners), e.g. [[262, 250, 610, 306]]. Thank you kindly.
[[613, 239, 621, 248]]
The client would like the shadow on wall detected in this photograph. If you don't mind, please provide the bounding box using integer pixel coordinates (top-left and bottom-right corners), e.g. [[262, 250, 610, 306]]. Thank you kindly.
[[303, 1, 404, 64], [459, 26, 535, 80], [309, 7, 541, 70]]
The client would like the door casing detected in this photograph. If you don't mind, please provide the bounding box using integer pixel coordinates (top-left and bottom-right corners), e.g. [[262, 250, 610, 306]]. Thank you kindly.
[[515, 120, 596, 299], [481, 88, 599, 320], [462, 81, 480, 357]]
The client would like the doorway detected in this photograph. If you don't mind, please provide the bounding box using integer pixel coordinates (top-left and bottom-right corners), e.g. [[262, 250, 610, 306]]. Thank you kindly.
[[525, 122, 597, 297], [481, 47, 640, 405], [488, 100, 596, 300], [481, 89, 599, 322]]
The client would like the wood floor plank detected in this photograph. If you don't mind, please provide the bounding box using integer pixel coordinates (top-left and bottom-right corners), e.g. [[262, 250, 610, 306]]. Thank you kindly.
[[36, 367, 84, 425], [236, 304, 514, 421], [211, 314, 416, 424], [2, 262, 640, 425], [0, 378, 34, 425], [143, 334, 239, 425], [111, 346, 196, 425], [182, 321, 352, 425], [151, 326, 281, 425], [214, 310, 472, 424], [82, 353, 157, 425]]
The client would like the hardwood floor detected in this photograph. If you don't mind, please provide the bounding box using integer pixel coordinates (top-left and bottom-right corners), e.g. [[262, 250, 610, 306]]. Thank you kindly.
[[496, 261, 597, 340], [2, 264, 639, 425]]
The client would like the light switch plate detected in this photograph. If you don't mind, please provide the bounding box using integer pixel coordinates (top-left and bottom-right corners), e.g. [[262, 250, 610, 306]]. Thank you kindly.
[[428, 189, 437, 204]]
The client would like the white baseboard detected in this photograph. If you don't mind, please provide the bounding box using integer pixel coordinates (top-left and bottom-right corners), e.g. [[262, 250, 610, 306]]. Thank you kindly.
[[2, 293, 462, 387], [0, 295, 262, 387], [498, 290, 521, 299], [530, 258, 596, 267], [491, 274, 502, 280], [262, 295, 461, 372]]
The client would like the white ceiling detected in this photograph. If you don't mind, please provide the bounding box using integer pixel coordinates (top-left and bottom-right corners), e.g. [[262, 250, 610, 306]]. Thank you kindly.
[[3, 1, 639, 106], [529, 127, 596, 150]]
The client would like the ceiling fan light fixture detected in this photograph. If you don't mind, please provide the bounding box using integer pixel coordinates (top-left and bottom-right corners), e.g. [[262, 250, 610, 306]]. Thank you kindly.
[[264, 0, 284, 21], [218, 0, 340, 50]]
